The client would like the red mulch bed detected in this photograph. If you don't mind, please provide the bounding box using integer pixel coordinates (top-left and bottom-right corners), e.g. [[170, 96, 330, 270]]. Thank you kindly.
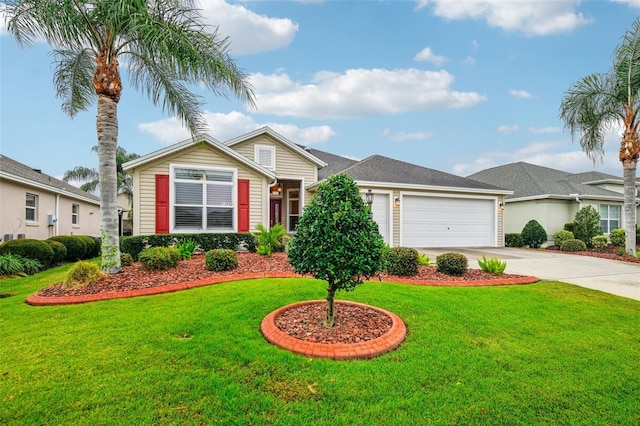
[[543, 245, 640, 264], [36, 252, 527, 298]]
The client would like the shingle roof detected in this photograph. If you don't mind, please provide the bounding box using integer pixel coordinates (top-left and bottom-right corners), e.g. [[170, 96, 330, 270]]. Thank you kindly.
[[300, 147, 359, 180], [467, 162, 624, 200], [0, 155, 100, 203], [330, 155, 509, 192]]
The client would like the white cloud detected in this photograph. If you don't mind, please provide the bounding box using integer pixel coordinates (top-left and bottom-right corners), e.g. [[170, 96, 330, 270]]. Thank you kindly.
[[416, 0, 592, 36], [463, 56, 476, 65], [508, 89, 534, 99], [498, 124, 519, 134], [251, 68, 486, 119], [137, 111, 335, 146], [383, 129, 433, 142], [529, 126, 561, 134], [611, 0, 640, 8], [414, 47, 447, 66], [175, 0, 298, 55]]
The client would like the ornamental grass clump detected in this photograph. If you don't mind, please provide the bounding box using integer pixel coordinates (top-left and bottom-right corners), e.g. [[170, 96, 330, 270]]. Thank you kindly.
[[436, 252, 468, 276], [205, 249, 238, 271], [62, 260, 104, 289], [477, 255, 507, 275], [138, 247, 181, 271]]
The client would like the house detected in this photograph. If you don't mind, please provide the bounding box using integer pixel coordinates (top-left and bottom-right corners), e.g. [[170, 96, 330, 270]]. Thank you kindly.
[[467, 161, 640, 240], [0, 155, 101, 242], [123, 127, 511, 248]]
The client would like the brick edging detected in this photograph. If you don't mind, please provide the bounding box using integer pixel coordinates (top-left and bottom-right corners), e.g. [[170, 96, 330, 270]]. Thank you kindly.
[[25, 273, 540, 306], [260, 300, 407, 360]]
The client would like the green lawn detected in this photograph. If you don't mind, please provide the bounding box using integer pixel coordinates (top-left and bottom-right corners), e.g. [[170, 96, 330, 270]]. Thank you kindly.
[[1, 263, 639, 425]]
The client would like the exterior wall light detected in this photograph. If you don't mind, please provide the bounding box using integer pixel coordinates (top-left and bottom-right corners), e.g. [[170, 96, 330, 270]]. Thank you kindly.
[[365, 189, 374, 209], [394, 197, 400, 207]]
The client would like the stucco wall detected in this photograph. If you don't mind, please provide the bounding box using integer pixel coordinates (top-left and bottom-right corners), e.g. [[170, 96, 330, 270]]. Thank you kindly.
[[0, 179, 100, 242]]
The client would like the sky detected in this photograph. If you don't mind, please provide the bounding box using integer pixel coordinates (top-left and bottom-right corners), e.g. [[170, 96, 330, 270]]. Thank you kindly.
[[1, 0, 640, 184]]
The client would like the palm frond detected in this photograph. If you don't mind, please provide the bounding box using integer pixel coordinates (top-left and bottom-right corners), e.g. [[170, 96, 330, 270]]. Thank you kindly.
[[53, 48, 96, 116]]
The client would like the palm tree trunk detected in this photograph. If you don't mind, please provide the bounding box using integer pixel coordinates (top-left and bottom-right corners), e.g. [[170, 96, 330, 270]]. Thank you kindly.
[[325, 280, 337, 327], [97, 95, 122, 274], [622, 160, 637, 255]]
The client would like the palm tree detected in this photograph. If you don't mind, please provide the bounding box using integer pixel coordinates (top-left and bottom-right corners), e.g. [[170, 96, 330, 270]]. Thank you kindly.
[[5, 0, 255, 273], [63, 146, 140, 207], [559, 18, 640, 255]]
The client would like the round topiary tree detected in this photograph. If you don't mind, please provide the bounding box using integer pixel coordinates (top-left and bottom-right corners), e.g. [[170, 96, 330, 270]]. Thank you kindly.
[[521, 219, 548, 249], [287, 174, 386, 326]]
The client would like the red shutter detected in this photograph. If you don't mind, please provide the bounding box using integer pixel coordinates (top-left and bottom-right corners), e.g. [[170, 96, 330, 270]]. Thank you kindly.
[[237, 179, 250, 232], [155, 174, 170, 234]]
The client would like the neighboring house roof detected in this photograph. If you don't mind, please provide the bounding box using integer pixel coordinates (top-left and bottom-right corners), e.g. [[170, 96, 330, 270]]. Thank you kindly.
[[0, 155, 100, 204], [467, 162, 625, 201], [301, 147, 359, 180], [122, 133, 276, 179], [311, 154, 512, 194], [224, 126, 327, 168]]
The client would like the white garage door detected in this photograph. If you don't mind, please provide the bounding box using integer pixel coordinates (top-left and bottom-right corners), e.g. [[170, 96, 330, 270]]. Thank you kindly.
[[402, 196, 494, 248], [370, 194, 390, 244]]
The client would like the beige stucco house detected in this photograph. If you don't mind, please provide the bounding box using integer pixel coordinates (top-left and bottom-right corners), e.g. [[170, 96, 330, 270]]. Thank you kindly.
[[123, 127, 512, 248], [468, 162, 640, 241], [0, 155, 101, 242]]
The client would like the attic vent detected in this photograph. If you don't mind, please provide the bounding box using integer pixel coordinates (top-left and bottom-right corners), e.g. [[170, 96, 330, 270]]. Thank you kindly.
[[32, 168, 42, 173], [255, 145, 275, 170]]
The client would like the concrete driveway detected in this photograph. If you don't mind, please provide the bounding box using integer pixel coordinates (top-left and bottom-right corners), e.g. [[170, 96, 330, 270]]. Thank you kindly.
[[419, 247, 640, 302]]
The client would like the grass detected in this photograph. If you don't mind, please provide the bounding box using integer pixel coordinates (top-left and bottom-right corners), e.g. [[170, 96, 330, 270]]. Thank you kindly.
[[1, 263, 639, 425]]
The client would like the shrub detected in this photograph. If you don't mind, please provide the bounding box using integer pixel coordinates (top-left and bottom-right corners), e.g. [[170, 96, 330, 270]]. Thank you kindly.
[[255, 223, 286, 256], [174, 239, 198, 260], [572, 206, 602, 247], [521, 220, 548, 249], [564, 222, 577, 235], [591, 235, 609, 252], [138, 247, 181, 271], [45, 240, 67, 264], [205, 249, 238, 271], [553, 230, 575, 247], [609, 228, 625, 247], [120, 253, 134, 267], [505, 233, 524, 247], [616, 247, 627, 256], [78, 235, 100, 258], [436, 252, 468, 276], [62, 260, 104, 289], [0, 254, 24, 276], [287, 174, 385, 326], [477, 255, 507, 275], [560, 239, 587, 252], [120, 233, 257, 260], [0, 238, 54, 266], [48, 236, 87, 261], [384, 247, 419, 276]]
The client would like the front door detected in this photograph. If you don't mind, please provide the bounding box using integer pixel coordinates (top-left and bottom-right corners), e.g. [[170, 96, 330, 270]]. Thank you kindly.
[[270, 199, 282, 227]]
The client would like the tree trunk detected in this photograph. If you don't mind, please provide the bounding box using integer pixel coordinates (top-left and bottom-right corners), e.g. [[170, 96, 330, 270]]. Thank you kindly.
[[97, 94, 122, 274], [622, 160, 637, 255], [325, 280, 337, 327]]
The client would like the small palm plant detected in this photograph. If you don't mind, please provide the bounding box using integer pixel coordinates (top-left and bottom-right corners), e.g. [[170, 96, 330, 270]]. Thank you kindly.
[[255, 223, 286, 256], [477, 255, 507, 275]]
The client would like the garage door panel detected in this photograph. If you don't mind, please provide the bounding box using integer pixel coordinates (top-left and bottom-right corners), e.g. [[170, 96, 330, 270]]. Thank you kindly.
[[402, 196, 493, 248]]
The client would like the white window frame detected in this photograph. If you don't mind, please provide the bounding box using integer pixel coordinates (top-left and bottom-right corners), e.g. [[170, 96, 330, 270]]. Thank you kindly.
[[170, 164, 237, 233], [287, 188, 300, 233], [599, 204, 621, 234], [255, 145, 275, 170], [26, 193, 37, 222], [72, 204, 79, 225]]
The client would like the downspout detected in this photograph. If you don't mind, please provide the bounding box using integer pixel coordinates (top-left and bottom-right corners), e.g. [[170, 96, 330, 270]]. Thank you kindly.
[[55, 194, 60, 237], [569, 193, 582, 209]]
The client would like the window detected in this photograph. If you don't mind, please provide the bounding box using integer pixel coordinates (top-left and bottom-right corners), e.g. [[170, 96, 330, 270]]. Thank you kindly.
[[599, 204, 621, 234], [26, 193, 37, 222], [287, 189, 300, 233], [172, 166, 235, 232], [255, 145, 275, 170], [72, 204, 79, 225]]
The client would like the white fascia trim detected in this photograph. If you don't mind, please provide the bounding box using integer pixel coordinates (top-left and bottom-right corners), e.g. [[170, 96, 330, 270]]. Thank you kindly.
[[307, 179, 513, 195], [0, 171, 101, 205], [507, 194, 625, 203], [225, 126, 327, 168]]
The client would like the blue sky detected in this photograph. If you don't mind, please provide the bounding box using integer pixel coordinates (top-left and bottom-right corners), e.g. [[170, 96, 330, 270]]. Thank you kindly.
[[1, 0, 640, 183]]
